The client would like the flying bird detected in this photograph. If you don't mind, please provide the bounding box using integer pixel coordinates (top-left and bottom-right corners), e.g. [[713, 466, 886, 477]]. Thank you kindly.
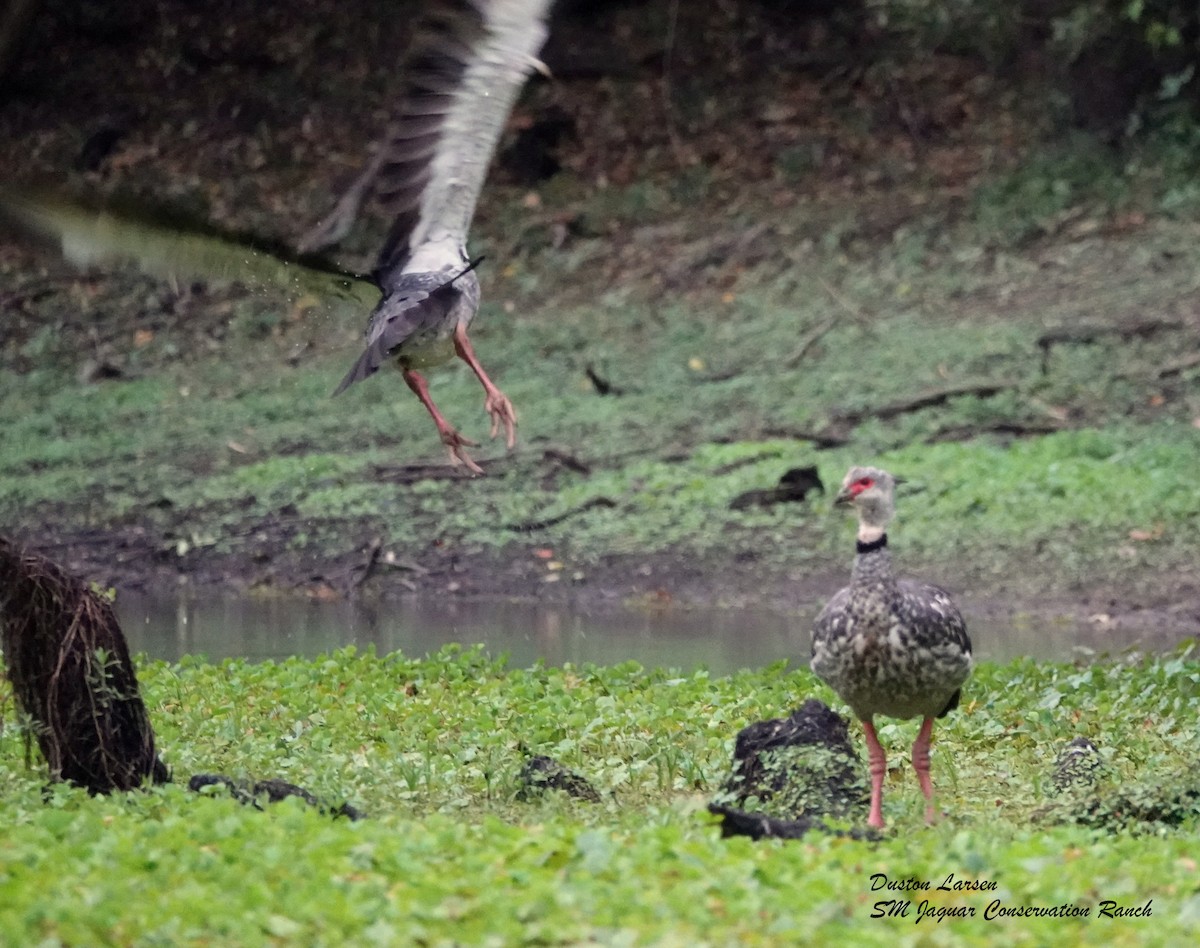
[[317, 0, 554, 474], [0, 0, 553, 476], [811, 466, 973, 829]]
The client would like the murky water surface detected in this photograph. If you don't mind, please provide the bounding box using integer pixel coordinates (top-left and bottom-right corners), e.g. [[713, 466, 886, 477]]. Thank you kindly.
[[117, 593, 1188, 674]]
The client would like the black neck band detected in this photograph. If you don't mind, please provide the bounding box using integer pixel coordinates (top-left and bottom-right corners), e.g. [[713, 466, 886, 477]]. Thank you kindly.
[[856, 534, 888, 554]]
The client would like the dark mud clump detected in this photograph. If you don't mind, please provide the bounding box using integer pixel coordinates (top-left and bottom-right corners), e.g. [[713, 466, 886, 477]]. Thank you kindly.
[[709, 698, 871, 839], [0, 536, 169, 792], [516, 754, 601, 803], [188, 773, 365, 820]]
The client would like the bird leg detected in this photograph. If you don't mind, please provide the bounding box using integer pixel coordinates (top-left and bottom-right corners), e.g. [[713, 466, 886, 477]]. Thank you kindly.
[[453, 322, 517, 449], [402, 368, 484, 475], [862, 718, 888, 830], [912, 716, 938, 824]]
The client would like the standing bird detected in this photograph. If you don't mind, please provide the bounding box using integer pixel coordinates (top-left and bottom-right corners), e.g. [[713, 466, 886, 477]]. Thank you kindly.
[[322, 0, 554, 474], [811, 466, 972, 829]]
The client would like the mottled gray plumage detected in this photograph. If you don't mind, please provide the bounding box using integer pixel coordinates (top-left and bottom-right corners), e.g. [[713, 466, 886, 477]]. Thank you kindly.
[[810, 465, 972, 828], [322, 0, 552, 473], [332, 266, 481, 394], [811, 546, 972, 722]]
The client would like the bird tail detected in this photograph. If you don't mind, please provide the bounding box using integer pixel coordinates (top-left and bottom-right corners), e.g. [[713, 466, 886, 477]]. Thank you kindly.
[[936, 689, 961, 718], [331, 341, 387, 396], [334, 258, 482, 395]]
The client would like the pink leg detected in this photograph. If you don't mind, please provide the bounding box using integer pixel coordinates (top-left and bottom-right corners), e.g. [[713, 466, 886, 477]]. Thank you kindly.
[[912, 716, 937, 824], [862, 718, 887, 829], [403, 368, 483, 475], [453, 323, 517, 449]]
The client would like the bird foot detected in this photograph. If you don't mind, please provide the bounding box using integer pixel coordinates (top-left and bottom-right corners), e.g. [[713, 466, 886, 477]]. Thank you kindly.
[[484, 389, 518, 448], [439, 428, 484, 476]]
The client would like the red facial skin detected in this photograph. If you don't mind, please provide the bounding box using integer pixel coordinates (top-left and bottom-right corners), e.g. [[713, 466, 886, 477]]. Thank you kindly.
[[848, 477, 875, 497]]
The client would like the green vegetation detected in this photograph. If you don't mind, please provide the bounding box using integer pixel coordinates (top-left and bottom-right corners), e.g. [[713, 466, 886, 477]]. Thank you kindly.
[[1, 646, 1198, 944]]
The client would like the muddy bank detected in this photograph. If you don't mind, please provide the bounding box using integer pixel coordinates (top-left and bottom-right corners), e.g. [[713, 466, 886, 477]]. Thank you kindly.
[[10, 523, 1199, 650]]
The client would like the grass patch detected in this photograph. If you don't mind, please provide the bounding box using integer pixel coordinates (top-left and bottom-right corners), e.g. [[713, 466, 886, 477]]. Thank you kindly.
[[7, 118, 1200, 606], [1, 646, 1198, 943]]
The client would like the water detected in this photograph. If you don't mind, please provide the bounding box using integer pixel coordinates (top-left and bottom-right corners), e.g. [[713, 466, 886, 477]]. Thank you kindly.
[[116, 592, 1190, 674]]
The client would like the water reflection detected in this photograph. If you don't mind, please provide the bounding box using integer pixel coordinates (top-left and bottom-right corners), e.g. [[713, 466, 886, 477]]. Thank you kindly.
[[116, 592, 1191, 673]]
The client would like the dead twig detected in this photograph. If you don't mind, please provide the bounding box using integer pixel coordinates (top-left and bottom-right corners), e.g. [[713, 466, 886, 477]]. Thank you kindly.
[[818, 276, 867, 325], [784, 315, 839, 368]]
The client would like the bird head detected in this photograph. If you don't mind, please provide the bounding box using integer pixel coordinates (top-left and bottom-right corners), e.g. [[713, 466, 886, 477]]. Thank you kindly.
[[834, 465, 898, 540]]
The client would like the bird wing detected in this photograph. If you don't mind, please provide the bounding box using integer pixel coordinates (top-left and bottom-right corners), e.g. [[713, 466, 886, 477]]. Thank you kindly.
[[896, 580, 973, 656], [811, 585, 852, 656], [0, 187, 379, 311], [370, 0, 553, 277]]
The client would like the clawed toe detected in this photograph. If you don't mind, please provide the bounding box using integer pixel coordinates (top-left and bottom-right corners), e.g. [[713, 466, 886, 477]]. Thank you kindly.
[[484, 391, 518, 448], [440, 429, 484, 475]]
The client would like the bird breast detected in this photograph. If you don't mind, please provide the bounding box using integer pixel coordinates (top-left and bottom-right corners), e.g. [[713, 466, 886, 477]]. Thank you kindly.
[[812, 594, 971, 721]]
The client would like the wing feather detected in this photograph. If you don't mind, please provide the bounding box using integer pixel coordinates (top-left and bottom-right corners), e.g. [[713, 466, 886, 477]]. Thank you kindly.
[[0, 187, 379, 310], [373, 0, 553, 273]]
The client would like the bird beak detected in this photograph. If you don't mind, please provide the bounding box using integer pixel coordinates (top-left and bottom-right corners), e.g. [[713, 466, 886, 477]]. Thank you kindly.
[[834, 487, 854, 507]]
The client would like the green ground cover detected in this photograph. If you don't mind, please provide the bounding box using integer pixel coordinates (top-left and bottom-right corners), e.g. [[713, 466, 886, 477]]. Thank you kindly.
[[1, 647, 1198, 945], [4, 185, 1200, 602]]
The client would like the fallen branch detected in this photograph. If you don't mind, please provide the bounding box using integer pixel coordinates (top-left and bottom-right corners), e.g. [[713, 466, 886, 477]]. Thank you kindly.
[[832, 380, 1018, 426], [504, 496, 617, 532], [1037, 319, 1184, 373], [1037, 318, 1183, 351], [371, 456, 515, 483], [924, 420, 1066, 444], [711, 450, 783, 477]]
